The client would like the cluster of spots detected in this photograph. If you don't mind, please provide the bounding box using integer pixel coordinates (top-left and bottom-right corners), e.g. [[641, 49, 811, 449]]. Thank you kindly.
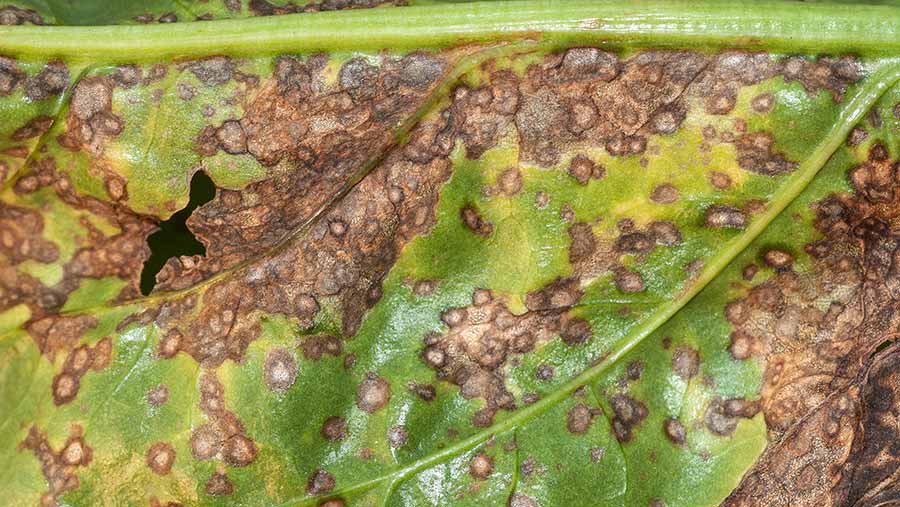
[[19, 425, 92, 506], [723, 146, 900, 503], [608, 393, 648, 443], [157, 47, 841, 296], [724, 144, 900, 438], [2, 46, 870, 505], [421, 285, 590, 426], [0, 4, 43, 25], [50, 337, 112, 405], [189, 372, 258, 497], [141, 96, 458, 370], [439, 68, 519, 160], [724, 345, 900, 507], [4, 157, 155, 319], [153, 141, 449, 372], [248, 0, 402, 16], [57, 76, 125, 160], [568, 217, 683, 294], [848, 142, 897, 203], [0, 59, 70, 102], [161, 51, 450, 291], [780, 55, 861, 102], [11, 115, 54, 143], [133, 12, 180, 24], [567, 155, 605, 185], [704, 398, 760, 437], [497, 48, 845, 171], [511, 48, 704, 166], [0, 203, 59, 266], [734, 132, 797, 176]]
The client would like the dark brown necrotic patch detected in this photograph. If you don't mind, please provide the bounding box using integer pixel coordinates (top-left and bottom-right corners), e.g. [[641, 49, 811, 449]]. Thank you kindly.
[[321, 416, 348, 442], [307, 468, 336, 495], [461, 204, 494, 237], [157, 51, 451, 293], [566, 403, 597, 435], [610, 394, 648, 442], [20, 425, 92, 505], [205, 471, 234, 496], [423, 284, 589, 426], [0, 5, 44, 25]]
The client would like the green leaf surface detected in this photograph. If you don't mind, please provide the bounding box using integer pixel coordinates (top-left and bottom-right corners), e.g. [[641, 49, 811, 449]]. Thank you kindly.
[[3, 2, 900, 506]]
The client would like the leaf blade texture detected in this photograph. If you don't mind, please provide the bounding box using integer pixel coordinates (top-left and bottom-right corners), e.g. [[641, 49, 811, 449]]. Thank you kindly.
[[2, 2, 900, 506]]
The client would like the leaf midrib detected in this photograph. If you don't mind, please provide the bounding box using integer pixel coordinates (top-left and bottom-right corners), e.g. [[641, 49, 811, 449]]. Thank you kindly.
[[281, 62, 900, 507], [2, 1, 900, 60]]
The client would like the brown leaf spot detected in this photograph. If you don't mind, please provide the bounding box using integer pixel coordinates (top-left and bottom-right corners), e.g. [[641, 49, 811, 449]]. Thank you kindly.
[[705, 205, 747, 229], [469, 452, 494, 480], [307, 468, 336, 495], [650, 184, 679, 204], [190, 424, 222, 461], [222, 434, 257, 467], [263, 347, 297, 393], [566, 403, 595, 435], [146, 442, 176, 475], [147, 385, 169, 406], [320, 416, 348, 442], [672, 346, 700, 380], [763, 249, 794, 270], [205, 471, 234, 496], [664, 418, 686, 445], [356, 374, 391, 413], [461, 204, 494, 237]]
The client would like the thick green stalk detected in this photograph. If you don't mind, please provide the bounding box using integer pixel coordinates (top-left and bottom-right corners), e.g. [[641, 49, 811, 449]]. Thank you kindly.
[[1, 0, 900, 61]]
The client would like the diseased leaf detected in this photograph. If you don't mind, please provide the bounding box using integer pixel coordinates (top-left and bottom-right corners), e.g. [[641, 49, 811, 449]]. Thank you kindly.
[[2, 2, 900, 506]]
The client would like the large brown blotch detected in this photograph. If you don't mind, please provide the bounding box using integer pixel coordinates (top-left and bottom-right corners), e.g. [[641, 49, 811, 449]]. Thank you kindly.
[[156, 51, 452, 293], [148, 120, 455, 365], [724, 345, 900, 507], [421, 285, 590, 427], [724, 151, 900, 505], [7, 157, 155, 319], [20, 425, 93, 506], [726, 149, 900, 438]]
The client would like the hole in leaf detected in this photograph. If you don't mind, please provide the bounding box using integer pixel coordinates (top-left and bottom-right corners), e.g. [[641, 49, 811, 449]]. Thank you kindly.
[[139, 171, 216, 295], [875, 338, 896, 354]]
